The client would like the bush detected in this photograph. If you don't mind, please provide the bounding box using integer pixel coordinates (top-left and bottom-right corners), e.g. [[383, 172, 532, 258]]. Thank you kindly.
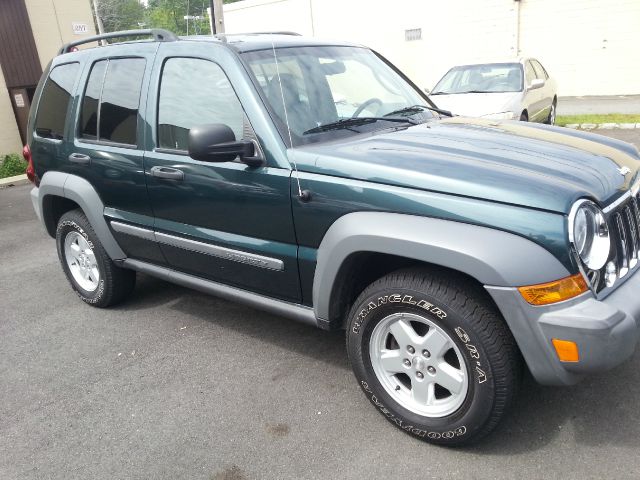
[[0, 153, 27, 179]]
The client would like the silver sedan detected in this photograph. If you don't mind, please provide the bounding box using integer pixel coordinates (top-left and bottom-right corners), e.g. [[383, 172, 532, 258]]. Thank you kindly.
[[429, 58, 558, 124]]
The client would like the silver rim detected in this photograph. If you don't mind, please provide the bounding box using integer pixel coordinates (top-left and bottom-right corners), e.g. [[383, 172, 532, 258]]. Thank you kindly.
[[64, 231, 100, 292], [369, 312, 469, 417]]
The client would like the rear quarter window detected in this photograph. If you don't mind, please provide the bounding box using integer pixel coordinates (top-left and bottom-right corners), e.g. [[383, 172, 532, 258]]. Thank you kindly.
[[79, 57, 146, 146], [34, 63, 80, 140]]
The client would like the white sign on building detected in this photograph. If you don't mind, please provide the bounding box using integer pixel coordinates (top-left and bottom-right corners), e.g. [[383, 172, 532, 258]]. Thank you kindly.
[[72, 23, 88, 35]]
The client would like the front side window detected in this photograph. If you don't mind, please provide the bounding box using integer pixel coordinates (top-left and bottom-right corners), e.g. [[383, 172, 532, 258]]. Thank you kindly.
[[34, 62, 80, 140], [157, 57, 244, 151], [80, 57, 146, 146], [244, 46, 431, 146], [432, 63, 523, 96], [524, 61, 537, 86]]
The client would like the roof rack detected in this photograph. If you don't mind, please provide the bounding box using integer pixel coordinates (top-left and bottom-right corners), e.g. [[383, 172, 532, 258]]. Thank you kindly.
[[219, 31, 302, 37], [58, 28, 178, 55]]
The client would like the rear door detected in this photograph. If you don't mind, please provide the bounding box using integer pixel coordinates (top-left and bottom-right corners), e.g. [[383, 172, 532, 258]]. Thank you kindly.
[[142, 42, 301, 302], [531, 59, 553, 119], [69, 44, 165, 265], [523, 60, 544, 121]]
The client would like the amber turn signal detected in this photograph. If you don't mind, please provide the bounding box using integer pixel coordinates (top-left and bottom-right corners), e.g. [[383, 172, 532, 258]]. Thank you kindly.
[[518, 273, 588, 306], [552, 339, 580, 362]]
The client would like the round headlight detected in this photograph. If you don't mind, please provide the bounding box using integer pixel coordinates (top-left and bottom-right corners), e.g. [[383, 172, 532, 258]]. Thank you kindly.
[[569, 200, 610, 270]]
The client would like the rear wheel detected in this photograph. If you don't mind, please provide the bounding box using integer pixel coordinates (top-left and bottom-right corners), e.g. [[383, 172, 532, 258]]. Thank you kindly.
[[56, 209, 135, 307], [546, 98, 557, 125], [519, 111, 528, 122], [346, 268, 522, 446]]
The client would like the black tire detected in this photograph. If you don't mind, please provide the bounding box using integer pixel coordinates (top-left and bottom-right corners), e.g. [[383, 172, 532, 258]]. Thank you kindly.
[[545, 98, 557, 125], [346, 268, 522, 446], [519, 111, 528, 122], [56, 209, 135, 307]]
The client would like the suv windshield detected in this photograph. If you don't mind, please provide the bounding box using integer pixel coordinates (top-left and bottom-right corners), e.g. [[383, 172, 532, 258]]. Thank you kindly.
[[431, 63, 523, 95], [243, 46, 432, 146]]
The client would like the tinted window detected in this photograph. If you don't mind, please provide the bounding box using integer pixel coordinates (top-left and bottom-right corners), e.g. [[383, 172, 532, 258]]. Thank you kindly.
[[35, 63, 80, 140], [80, 60, 107, 140], [158, 58, 243, 151], [79, 58, 145, 145]]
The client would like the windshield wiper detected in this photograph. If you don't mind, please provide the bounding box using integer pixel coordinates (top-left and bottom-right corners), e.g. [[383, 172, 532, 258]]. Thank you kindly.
[[446, 90, 495, 94], [384, 104, 453, 118], [303, 117, 416, 135]]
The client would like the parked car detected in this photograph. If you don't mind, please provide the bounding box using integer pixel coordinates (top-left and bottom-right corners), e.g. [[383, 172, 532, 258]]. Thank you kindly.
[[26, 30, 640, 446], [430, 59, 557, 123]]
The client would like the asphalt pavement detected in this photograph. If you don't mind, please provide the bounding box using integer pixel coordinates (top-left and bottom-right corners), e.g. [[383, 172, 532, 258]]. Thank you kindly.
[[1, 129, 640, 480]]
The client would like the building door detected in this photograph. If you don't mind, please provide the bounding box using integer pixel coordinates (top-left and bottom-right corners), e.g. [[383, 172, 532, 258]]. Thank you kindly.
[[9, 87, 31, 144]]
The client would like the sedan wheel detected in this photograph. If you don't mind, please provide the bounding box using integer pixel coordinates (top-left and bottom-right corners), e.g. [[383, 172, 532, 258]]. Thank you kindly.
[[546, 101, 557, 125]]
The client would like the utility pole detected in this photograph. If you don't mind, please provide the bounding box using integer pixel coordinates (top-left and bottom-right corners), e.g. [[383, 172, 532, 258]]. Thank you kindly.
[[92, 0, 105, 36], [208, 0, 225, 34]]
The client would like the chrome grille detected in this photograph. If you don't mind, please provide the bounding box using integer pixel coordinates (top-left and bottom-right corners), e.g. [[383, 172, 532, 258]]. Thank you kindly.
[[601, 195, 640, 291]]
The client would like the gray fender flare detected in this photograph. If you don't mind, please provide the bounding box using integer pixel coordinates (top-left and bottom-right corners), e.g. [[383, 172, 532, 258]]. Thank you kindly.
[[38, 171, 126, 260], [312, 212, 570, 322]]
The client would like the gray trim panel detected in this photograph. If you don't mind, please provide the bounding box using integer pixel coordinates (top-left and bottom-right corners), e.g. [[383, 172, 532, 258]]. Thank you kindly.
[[110, 221, 156, 241], [313, 212, 571, 322], [110, 220, 285, 271], [123, 258, 316, 326], [37, 172, 126, 260], [155, 231, 284, 271]]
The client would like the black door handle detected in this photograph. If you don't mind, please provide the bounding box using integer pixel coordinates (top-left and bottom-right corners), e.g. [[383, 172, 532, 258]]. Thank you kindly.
[[68, 153, 91, 165], [150, 166, 184, 181]]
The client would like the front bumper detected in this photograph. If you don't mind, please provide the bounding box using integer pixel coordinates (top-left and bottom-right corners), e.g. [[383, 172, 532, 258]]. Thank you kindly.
[[486, 270, 640, 386]]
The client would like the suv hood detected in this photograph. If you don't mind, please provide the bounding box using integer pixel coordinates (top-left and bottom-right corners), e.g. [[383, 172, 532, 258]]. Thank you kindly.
[[292, 117, 640, 213]]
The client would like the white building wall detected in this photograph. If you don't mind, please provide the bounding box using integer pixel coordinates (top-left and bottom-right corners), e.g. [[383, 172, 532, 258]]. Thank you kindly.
[[518, 0, 640, 96], [224, 0, 640, 96], [25, 0, 97, 69]]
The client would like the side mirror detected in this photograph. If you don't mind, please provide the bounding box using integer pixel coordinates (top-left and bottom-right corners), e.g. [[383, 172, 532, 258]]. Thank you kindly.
[[188, 124, 261, 166], [528, 78, 545, 90]]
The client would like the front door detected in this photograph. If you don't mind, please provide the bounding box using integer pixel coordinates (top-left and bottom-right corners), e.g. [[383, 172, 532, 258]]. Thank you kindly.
[[143, 46, 301, 302]]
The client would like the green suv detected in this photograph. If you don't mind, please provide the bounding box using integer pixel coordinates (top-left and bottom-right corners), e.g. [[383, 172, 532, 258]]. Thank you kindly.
[[26, 29, 640, 445]]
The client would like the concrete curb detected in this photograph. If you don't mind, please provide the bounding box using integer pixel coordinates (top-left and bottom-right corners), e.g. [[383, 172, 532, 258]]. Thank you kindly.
[[0, 174, 29, 188], [563, 123, 640, 130]]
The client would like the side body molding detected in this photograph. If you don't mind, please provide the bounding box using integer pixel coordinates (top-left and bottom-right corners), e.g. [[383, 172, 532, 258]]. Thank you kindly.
[[38, 171, 126, 260], [312, 212, 571, 323]]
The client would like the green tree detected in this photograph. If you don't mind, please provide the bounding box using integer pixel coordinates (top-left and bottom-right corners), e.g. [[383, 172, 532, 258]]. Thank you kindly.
[[94, 0, 145, 32], [146, 0, 211, 35]]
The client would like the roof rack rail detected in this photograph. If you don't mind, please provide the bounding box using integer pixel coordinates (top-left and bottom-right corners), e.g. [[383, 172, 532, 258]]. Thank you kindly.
[[220, 31, 302, 37], [252, 31, 302, 36], [58, 28, 178, 55]]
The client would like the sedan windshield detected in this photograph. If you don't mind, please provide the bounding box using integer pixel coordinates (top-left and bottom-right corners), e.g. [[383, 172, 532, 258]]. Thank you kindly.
[[243, 46, 433, 146], [431, 63, 523, 95]]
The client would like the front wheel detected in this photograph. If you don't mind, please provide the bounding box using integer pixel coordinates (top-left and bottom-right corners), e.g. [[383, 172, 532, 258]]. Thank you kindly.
[[346, 268, 522, 446]]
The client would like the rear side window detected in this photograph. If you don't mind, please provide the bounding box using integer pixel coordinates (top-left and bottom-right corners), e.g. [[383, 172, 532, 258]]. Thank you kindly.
[[34, 63, 80, 140], [80, 58, 146, 146]]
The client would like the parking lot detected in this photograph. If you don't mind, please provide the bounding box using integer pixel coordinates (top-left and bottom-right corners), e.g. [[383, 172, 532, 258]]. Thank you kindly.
[[1, 129, 640, 480]]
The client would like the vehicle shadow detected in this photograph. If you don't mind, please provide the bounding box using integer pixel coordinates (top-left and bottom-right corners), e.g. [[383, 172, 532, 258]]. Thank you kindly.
[[119, 274, 640, 451], [117, 273, 350, 372]]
